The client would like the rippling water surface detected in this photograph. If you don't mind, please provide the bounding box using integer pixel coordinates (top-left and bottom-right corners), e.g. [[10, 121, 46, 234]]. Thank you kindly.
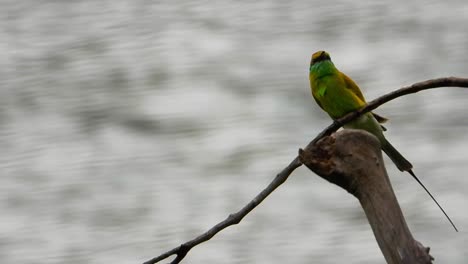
[[2, 1, 468, 263]]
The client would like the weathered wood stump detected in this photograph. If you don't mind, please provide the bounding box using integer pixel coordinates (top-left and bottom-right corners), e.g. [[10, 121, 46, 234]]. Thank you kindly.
[[299, 129, 433, 264]]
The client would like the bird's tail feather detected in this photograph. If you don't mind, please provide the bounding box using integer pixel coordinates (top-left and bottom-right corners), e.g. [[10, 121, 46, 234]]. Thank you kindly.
[[381, 139, 458, 231], [381, 139, 413, 172], [407, 170, 458, 232]]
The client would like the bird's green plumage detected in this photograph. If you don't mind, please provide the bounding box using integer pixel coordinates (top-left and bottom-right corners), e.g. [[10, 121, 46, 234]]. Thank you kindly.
[[309, 50, 412, 172], [310, 59, 364, 119], [307, 51, 458, 231]]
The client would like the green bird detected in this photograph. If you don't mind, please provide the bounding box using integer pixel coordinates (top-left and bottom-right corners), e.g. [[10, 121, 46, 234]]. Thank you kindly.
[[309, 50, 457, 231]]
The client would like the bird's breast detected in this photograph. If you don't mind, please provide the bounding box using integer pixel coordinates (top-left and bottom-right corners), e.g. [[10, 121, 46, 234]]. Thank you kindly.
[[311, 74, 362, 119]]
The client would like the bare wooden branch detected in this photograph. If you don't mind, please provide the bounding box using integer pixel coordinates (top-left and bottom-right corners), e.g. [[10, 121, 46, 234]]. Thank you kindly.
[[143, 77, 468, 264], [300, 129, 433, 264], [143, 157, 302, 264], [311, 77, 468, 145]]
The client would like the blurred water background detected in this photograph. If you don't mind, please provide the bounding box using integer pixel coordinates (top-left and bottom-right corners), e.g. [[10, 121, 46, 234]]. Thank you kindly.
[[2, 1, 468, 263]]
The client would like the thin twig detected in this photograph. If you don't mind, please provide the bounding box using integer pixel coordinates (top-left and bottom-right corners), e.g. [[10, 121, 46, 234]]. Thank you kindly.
[[143, 157, 302, 264], [143, 77, 468, 264]]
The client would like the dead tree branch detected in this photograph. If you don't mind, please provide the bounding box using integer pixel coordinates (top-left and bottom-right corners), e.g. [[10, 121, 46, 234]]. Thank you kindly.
[[300, 130, 433, 264], [143, 77, 468, 264]]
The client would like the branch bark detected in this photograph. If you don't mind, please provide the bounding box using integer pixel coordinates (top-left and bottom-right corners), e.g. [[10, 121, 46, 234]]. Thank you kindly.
[[311, 77, 468, 145], [143, 77, 468, 264], [299, 130, 433, 264]]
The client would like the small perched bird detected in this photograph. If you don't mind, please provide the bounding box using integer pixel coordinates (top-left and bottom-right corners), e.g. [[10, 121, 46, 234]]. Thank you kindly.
[[309, 50, 457, 231]]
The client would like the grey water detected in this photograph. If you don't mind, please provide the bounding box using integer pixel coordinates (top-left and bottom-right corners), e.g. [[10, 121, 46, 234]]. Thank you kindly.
[[2, 1, 468, 263]]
